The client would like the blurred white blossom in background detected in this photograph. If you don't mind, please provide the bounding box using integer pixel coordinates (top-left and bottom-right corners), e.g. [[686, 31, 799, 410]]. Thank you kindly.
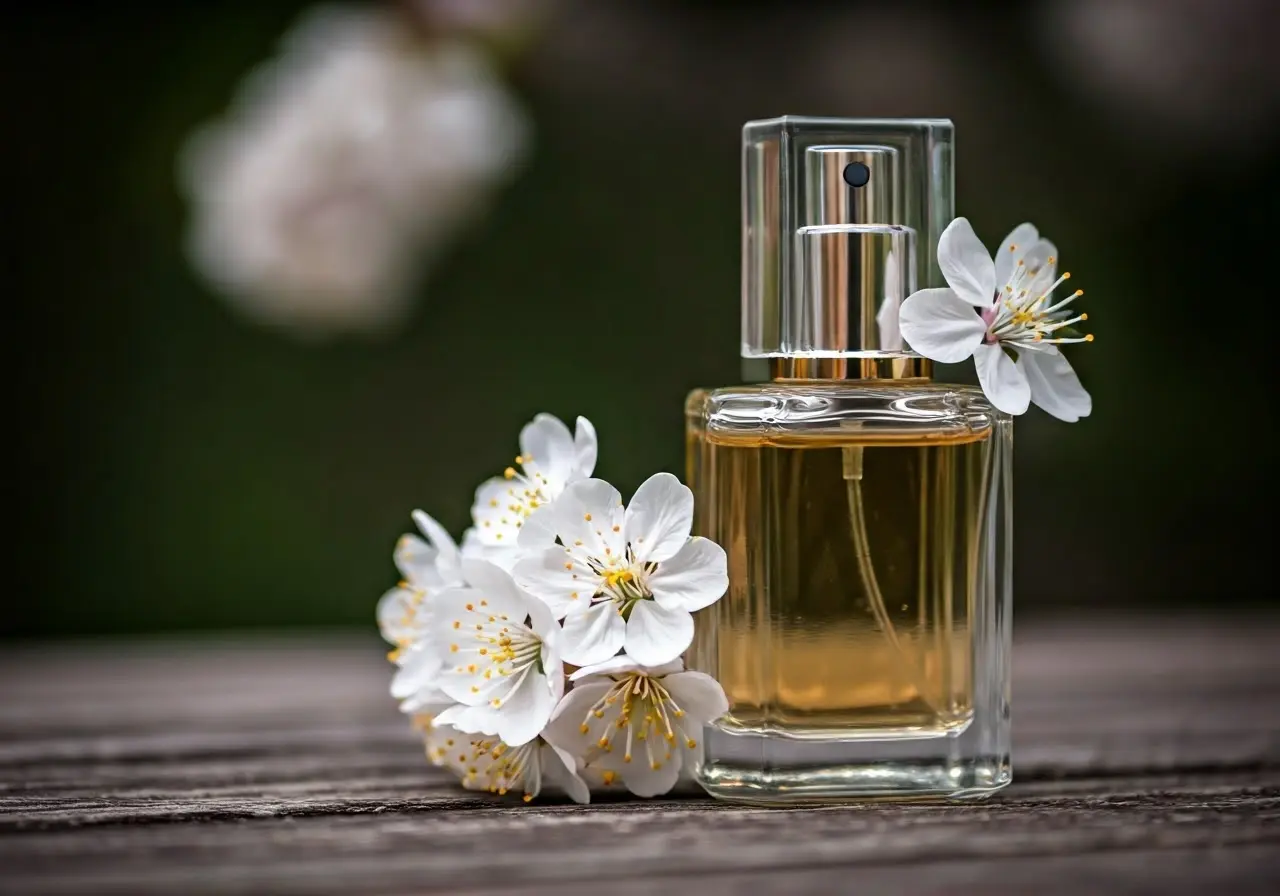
[[180, 5, 529, 339]]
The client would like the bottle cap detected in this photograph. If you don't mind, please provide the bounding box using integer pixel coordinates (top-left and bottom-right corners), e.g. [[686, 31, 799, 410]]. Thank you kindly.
[[741, 117, 954, 371]]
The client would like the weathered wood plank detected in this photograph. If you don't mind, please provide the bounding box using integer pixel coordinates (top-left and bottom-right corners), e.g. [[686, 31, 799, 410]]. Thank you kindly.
[[1, 777, 1276, 893], [1, 616, 1278, 894]]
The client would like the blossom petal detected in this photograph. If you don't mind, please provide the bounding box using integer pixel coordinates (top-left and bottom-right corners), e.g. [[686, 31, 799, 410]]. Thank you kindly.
[[1020, 239, 1059, 298], [569, 655, 683, 681], [520, 413, 576, 493], [458, 559, 526, 620], [437, 654, 510, 707], [994, 222, 1039, 287], [974, 343, 1030, 415], [491, 671, 554, 746], [390, 642, 443, 699], [412, 510, 460, 581], [574, 416, 598, 478], [937, 217, 996, 306], [624, 601, 693, 667], [560, 602, 625, 666], [434, 701, 502, 737], [394, 533, 439, 586], [611, 750, 682, 798], [526, 600, 565, 703], [624, 472, 694, 564], [1019, 346, 1092, 422], [544, 679, 611, 751], [525, 594, 559, 645], [548, 478, 626, 560], [516, 504, 558, 550], [664, 671, 730, 726], [540, 742, 590, 805], [648, 536, 728, 612], [460, 527, 520, 571], [400, 689, 452, 716], [469, 477, 524, 547], [898, 288, 986, 363], [376, 583, 426, 646], [513, 547, 597, 619]]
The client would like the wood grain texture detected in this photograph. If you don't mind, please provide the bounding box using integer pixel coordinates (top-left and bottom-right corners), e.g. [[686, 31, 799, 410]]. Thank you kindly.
[[1, 615, 1278, 894]]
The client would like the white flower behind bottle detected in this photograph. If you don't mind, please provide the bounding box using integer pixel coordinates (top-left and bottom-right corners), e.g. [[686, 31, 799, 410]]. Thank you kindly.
[[898, 217, 1094, 421]]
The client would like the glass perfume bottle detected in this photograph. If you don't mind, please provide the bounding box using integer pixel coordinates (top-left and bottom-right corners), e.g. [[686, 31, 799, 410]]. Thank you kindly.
[[686, 117, 1012, 804]]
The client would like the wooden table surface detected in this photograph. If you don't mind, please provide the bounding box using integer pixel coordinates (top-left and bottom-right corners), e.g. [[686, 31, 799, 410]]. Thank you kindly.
[[2, 615, 1278, 895]]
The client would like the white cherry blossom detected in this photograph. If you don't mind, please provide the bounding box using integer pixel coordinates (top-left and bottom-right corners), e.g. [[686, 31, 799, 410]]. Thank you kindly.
[[376, 510, 463, 656], [431, 560, 564, 746], [514, 473, 728, 667], [898, 217, 1094, 421], [467, 413, 598, 569], [544, 657, 728, 798], [426, 723, 589, 804]]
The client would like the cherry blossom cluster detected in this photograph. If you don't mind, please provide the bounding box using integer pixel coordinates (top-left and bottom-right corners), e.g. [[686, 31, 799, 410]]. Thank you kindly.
[[377, 413, 729, 802]]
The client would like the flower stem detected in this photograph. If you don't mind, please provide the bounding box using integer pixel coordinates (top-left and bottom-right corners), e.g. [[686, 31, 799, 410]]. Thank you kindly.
[[842, 446, 939, 714]]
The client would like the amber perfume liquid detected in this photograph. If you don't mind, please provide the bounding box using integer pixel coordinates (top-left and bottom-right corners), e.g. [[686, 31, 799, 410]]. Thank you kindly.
[[686, 383, 1012, 804]]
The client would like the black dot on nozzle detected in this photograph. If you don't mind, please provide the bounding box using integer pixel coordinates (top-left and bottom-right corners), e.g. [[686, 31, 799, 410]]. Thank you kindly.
[[843, 161, 871, 188]]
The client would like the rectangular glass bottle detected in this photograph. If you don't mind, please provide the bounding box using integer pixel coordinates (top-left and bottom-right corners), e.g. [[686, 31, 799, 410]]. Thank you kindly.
[[685, 118, 1012, 803]]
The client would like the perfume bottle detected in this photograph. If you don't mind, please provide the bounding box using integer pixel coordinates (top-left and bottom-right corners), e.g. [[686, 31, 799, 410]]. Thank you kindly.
[[686, 117, 1012, 804]]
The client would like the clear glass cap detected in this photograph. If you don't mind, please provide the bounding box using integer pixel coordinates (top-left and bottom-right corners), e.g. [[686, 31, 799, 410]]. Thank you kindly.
[[741, 117, 954, 359]]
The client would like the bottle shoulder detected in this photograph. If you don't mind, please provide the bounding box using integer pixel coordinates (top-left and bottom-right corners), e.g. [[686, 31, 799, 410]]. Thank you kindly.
[[686, 382, 1007, 445]]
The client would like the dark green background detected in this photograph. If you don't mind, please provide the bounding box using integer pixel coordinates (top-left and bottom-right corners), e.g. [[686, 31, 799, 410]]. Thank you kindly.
[[9, 1, 1275, 637]]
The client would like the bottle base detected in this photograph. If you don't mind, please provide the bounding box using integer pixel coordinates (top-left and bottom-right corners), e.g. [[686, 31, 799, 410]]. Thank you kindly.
[[696, 757, 1010, 806], [693, 725, 1010, 806]]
